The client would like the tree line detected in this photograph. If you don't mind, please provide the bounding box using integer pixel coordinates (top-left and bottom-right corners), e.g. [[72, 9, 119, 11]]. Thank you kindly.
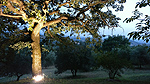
[[1, 35, 150, 81]]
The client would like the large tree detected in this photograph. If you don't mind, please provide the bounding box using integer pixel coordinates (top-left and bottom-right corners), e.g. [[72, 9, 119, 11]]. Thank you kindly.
[[0, 0, 125, 77]]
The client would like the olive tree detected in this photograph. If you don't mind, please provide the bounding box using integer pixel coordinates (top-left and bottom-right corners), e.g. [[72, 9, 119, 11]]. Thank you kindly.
[[96, 35, 131, 79], [55, 41, 95, 77], [97, 51, 132, 79]]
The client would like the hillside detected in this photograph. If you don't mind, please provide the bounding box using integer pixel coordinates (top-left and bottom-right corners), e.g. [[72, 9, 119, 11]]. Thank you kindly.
[[70, 36, 150, 46]]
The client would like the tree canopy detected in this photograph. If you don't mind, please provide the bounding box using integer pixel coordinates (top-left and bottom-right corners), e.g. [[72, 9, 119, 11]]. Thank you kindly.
[[102, 35, 130, 51], [0, 0, 125, 39]]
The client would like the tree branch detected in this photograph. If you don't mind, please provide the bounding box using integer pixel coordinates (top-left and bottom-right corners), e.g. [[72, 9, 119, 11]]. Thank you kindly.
[[0, 13, 22, 19], [43, 16, 68, 27], [6, 0, 22, 15], [32, 20, 44, 36], [3, 0, 27, 20], [47, 26, 54, 38], [0, 8, 22, 19], [48, 10, 59, 15], [61, 19, 93, 35], [58, 2, 71, 7], [95, 10, 111, 28], [89, 0, 108, 6]]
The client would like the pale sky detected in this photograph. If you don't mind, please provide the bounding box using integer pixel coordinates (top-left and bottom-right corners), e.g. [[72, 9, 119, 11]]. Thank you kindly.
[[104, 0, 150, 38]]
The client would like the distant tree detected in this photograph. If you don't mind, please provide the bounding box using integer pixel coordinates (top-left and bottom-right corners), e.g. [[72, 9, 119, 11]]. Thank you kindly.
[[96, 51, 132, 79], [0, 47, 32, 81], [55, 41, 95, 77], [40, 36, 57, 68], [42, 50, 56, 68], [130, 45, 150, 68], [94, 35, 131, 79], [102, 35, 130, 52]]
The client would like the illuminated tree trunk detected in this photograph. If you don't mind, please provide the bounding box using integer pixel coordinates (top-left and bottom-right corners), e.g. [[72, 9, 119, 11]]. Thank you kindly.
[[31, 31, 42, 77], [31, 34, 41, 77], [31, 22, 43, 77]]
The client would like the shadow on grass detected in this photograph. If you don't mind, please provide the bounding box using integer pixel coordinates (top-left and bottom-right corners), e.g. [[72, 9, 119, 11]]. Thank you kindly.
[[60, 75, 87, 79], [127, 75, 150, 81]]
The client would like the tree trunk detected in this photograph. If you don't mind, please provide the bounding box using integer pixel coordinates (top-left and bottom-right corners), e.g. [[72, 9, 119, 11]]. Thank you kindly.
[[139, 64, 142, 69], [31, 30, 42, 77], [16, 74, 23, 81], [71, 69, 74, 76], [75, 69, 77, 76], [17, 76, 21, 81]]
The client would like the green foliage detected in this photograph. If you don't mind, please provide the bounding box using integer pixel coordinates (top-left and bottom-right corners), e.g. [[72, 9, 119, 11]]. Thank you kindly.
[[42, 50, 56, 68], [55, 41, 96, 76], [130, 45, 150, 68], [96, 51, 132, 79], [117, 47, 131, 61], [0, 21, 32, 80], [9, 41, 31, 51], [95, 35, 131, 79], [0, 47, 32, 81], [102, 35, 130, 51]]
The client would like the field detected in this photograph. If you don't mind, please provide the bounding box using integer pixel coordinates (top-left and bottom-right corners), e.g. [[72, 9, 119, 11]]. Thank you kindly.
[[0, 66, 150, 84]]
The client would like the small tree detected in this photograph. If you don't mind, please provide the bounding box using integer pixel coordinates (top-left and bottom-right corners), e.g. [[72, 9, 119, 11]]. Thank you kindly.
[[97, 51, 131, 79]]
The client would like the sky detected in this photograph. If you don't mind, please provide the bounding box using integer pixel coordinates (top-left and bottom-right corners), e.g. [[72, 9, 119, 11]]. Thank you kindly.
[[103, 0, 150, 43]]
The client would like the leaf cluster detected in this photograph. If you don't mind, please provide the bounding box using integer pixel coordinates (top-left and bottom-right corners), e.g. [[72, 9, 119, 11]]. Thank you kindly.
[[124, 0, 150, 42]]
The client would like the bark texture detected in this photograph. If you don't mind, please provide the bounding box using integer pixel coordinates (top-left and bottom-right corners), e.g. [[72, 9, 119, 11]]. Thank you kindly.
[[31, 22, 43, 77], [31, 32, 42, 77]]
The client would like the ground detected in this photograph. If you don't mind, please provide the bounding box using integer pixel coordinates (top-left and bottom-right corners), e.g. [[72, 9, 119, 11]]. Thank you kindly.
[[0, 66, 150, 84]]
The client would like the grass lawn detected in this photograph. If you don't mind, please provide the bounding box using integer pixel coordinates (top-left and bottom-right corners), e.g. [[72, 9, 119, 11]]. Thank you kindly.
[[0, 66, 150, 84]]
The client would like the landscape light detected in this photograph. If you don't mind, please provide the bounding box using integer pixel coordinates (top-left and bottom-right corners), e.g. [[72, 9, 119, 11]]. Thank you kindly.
[[33, 75, 44, 82]]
